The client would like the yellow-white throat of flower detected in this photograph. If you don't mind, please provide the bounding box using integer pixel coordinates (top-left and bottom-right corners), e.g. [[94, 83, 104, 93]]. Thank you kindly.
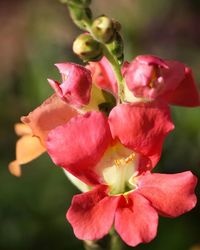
[[64, 143, 139, 195], [96, 143, 139, 195]]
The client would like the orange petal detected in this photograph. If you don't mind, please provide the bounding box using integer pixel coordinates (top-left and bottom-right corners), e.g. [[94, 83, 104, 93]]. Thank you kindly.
[[14, 123, 32, 136], [21, 94, 77, 145], [16, 135, 46, 165], [8, 160, 21, 177]]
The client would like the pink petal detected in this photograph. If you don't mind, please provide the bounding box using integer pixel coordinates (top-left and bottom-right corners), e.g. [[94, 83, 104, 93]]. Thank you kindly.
[[21, 94, 77, 145], [138, 171, 197, 217], [161, 67, 200, 107], [87, 57, 118, 96], [161, 60, 185, 93], [124, 55, 169, 99], [136, 55, 169, 68], [108, 101, 174, 170], [115, 192, 158, 247], [51, 63, 92, 106], [47, 111, 112, 185], [124, 56, 200, 106], [66, 185, 120, 240]]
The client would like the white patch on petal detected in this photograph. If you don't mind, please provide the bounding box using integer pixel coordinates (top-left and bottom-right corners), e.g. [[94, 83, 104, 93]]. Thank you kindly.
[[96, 143, 139, 194], [63, 169, 90, 192]]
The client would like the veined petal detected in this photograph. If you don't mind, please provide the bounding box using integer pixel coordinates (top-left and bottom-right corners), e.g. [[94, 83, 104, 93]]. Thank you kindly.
[[108, 101, 174, 170], [47, 111, 112, 185], [137, 171, 197, 217], [161, 67, 200, 107], [21, 94, 77, 145], [66, 185, 120, 240], [114, 192, 158, 247]]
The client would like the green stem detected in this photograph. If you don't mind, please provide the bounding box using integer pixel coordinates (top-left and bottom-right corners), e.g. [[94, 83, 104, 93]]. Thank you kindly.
[[102, 45, 124, 103], [83, 231, 124, 250]]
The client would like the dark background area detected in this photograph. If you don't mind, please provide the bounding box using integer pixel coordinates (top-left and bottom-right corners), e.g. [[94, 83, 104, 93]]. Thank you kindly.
[[0, 0, 200, 249]]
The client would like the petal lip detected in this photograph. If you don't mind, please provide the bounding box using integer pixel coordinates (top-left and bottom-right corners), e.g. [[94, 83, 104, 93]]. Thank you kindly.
[[108, 101, 174, 171], [161, 66, 200, 107], [46, 111, 112, 186], [47, 79, 64, 100], [55, 62, 91, 76], [66, 185, 121, 240], [8, 160, 21, 177], [8, 135, 46, 177], [137, 171, 198, 217], [136, 55, 169, 69], [114, 192, 158, 247], [51, 63, 92, 106], [14, 123, 32, 136]]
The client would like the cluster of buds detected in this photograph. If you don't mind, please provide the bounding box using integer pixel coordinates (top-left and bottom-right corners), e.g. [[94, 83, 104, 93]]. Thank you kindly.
[[67, 0, 124, 64], [73, 16, 123, 63], [9, 0, 200, 249]]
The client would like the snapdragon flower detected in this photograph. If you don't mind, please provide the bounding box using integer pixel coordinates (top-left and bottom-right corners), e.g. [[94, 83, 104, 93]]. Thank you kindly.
[[89, 56, 200, 106], [46, 104, 197, 247]]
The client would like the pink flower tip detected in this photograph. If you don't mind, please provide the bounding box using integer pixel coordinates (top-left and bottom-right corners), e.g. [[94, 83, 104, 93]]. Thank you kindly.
[[124, 54, 200, 106], [48, 63, 92, 107]]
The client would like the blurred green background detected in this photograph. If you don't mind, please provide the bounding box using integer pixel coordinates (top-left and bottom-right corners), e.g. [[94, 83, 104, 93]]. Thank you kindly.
[[0, 0, 200, 249]]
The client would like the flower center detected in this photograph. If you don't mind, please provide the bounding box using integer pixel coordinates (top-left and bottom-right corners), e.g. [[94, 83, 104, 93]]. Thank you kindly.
[[96, 143, 138, 195]]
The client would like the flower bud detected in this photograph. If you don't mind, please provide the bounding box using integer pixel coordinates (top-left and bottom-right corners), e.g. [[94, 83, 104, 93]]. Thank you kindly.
[[108, 32, 124, 64], [73, 33, 103, 61], [124, 55, 169, 99], [91, 16, 115, 43]]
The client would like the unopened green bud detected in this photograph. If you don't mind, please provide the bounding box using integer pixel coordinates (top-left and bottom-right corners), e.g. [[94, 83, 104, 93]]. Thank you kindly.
[[91, 16, 115, 43], [108, 32, 124, 64], [73, 33, 103, 61]]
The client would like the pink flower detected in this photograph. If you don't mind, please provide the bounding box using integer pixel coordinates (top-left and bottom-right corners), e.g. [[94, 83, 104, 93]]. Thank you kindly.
[[44, 101, 197, 247], [48, 63, 92, 107], [47, 101, 174, 185], [9, 60, 107, 177], [124, 55, 200, 107]]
